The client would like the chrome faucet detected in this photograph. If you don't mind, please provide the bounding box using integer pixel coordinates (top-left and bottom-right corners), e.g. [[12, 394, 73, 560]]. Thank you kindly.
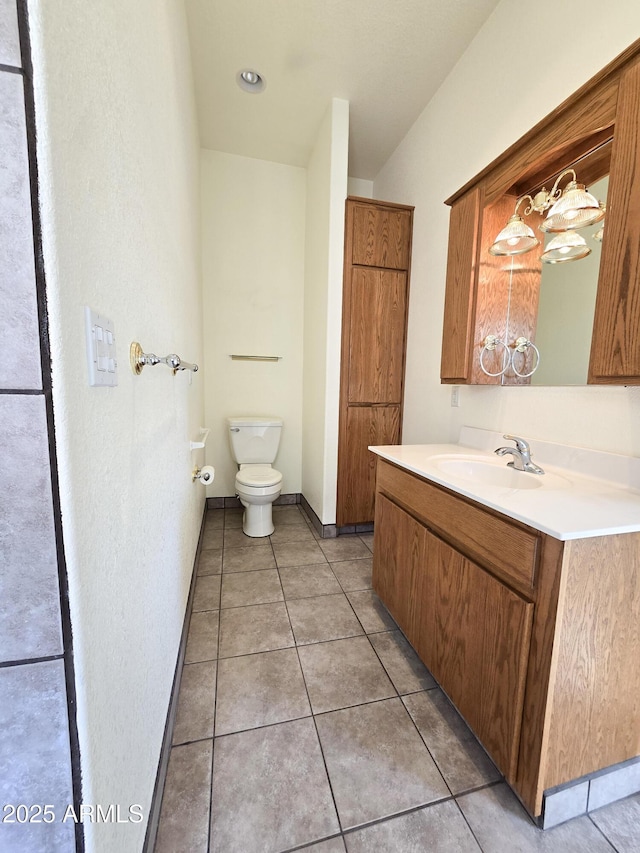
[[494, 435, 545, 474]]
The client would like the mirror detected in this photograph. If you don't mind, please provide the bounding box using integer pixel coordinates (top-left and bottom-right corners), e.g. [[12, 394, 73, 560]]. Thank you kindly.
[[441, 40, 640, 388], [530, 175, 608, 385]]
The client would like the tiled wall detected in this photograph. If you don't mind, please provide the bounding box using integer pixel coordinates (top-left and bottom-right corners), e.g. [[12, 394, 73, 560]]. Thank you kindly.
[[0, 2, 80, 851]]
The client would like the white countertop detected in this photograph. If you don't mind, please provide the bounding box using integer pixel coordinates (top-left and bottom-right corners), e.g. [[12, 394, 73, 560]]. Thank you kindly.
[[369, 430, 640, 541]]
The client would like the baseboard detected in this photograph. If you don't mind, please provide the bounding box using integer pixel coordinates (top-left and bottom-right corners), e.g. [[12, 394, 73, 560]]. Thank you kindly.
[[142, 504, 208, 853], [299, 494, 337, 539], [206, 493, 300, 510]]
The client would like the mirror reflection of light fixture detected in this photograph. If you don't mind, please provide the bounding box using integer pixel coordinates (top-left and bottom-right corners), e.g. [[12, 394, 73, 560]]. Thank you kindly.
[[489, 168, 605, 256], [593, 204, 606, 242], [541, 231, 592, 264]]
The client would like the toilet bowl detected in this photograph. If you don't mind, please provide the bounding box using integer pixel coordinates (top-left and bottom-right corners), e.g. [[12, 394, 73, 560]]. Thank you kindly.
[[227, 417, 283, 537]]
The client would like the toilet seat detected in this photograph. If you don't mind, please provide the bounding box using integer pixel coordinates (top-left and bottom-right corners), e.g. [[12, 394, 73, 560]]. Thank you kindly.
[[236, 466, 283, 489]]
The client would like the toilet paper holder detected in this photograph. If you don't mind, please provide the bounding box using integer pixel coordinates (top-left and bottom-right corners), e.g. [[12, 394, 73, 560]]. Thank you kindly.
[[193, 466, 215, 484]]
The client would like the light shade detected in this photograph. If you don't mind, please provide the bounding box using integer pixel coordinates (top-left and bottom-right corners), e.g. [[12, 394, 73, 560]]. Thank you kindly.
[[489, 214, 540, 256], [541, 231, 591, 264], [540, 181, 605, 232]]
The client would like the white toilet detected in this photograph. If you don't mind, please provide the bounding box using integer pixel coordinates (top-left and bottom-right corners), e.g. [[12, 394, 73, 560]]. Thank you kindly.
[[227, 417, 283, 537]]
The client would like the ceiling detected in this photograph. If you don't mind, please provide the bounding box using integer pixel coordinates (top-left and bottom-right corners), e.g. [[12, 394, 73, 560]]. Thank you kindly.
[[185, 0, 501, 180]]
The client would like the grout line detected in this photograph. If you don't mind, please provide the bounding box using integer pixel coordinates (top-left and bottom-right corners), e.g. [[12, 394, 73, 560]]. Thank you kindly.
[[587, 810, 623, 852], [206, 572, 223, 853], [288, 598, 344, 836], [0, 653, 65, 668], [451, 796, 486, 852]]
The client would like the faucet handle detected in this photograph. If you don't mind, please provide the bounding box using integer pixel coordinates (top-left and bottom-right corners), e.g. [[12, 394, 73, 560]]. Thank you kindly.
[[502, 434, 530, 453]]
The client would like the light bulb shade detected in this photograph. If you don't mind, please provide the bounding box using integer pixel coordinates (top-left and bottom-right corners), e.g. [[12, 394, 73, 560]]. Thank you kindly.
[[489, 214, 540, 256], [540, 182, 605, 232], [593, 222, 604, 242], [541, 231, 591, 264]]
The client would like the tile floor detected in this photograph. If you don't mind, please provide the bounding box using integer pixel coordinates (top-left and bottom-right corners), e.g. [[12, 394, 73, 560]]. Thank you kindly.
[[155, 505, 640, 853]]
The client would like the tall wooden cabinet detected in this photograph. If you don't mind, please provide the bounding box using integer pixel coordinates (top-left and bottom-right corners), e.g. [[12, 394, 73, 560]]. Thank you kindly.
[[336, 197, 414, 526]]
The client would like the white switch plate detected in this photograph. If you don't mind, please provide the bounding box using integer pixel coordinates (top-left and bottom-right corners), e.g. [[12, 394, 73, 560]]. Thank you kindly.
[[451, 386, 460, 407], [85, 307, 118, 387]]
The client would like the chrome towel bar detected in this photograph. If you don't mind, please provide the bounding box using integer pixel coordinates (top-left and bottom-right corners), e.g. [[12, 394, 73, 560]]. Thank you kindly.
[[229, 354, 282, 362]]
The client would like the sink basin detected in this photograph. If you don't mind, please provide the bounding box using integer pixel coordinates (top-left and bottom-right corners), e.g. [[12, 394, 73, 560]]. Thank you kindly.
[[432, 456, 544, 490]]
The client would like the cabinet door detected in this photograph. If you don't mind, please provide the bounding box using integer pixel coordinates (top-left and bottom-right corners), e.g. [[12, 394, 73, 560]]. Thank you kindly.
[[348, 268, 408, 403], [351, 205, 412, 270], [423, 531, 534, 782], [337, 406, 400, 526], [440, 188, 480, 383], [372, 494, 428, 649]]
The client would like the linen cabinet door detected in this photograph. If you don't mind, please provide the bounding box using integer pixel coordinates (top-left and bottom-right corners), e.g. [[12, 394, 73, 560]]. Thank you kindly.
[[337, 406, 400, 525], [372, 495, 429, 650], [423, 530, 534, 782], [347, 267, 408, 404]]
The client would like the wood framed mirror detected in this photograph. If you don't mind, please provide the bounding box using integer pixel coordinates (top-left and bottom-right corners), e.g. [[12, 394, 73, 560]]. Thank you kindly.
[[440, 38, 640, 386]]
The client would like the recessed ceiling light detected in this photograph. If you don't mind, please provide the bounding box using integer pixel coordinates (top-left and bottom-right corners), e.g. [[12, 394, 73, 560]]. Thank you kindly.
[[237, 69, 266, 94]]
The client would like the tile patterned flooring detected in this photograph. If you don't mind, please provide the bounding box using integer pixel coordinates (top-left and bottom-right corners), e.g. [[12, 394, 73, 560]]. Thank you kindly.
[[155, 506, 640, 852]]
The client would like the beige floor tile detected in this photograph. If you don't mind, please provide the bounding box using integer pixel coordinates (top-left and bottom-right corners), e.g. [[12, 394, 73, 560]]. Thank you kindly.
[[272, 505, 308, 524], [273, 539, 328, 568], [403, 689, 500, 794], [205, 510, 224, 529], [202, 527, 224, 550], [270, 524, 317, 544], [330, 558, 373, 592], [318, 536, 371, 562], [223, 527, 270, 549], [457, 783, 616, 853], [345, 800, 481, 852], [215, 648, 311, 735], [192, 574, 221, 612], [358, 533, 374, 553], [590, 792, 640, 852], [315, 698, 449, 830], [279, 564, 342, 600], [287, 593, 364, 645], [218, 601, 294, 658], [222, 544, 276, 573], [185, 610, 219, 663], [198, 548, 222, 576], [298, 635, 395, 713], [155, 740, 212, 853], [210, 718, 339, 852], [369, 630, 436, 694], [221, 569, 283, 608], [346, 590, 397, 633], [172, 661, 217, 745], [224, 508, 244, 528]]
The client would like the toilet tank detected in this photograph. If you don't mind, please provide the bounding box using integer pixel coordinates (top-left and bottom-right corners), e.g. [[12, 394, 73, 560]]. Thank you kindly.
[[227, 417, 283, 464]]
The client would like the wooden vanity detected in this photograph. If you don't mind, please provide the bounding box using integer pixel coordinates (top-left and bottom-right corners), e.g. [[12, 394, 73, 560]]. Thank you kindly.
[[371, 453, 640, 819]]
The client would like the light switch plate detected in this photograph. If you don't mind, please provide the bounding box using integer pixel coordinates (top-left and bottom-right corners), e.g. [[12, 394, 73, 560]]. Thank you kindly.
[[85, 307, 118, 387]]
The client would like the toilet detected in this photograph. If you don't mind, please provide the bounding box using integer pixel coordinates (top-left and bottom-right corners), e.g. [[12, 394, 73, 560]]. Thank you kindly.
[[227, 417, 283, 537]]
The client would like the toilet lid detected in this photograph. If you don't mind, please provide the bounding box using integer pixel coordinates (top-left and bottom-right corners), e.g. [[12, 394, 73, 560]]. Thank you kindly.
[[236, 466, 283, 488]]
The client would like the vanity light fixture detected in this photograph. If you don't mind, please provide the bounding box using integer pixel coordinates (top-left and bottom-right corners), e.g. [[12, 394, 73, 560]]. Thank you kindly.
[[540, 231, 592, 264], [236, 69, 266, 94], [488, 202, 539, 256], [489, 169, 604, 256]]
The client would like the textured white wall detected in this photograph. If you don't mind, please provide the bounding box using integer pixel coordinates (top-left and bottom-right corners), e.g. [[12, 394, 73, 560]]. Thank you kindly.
[[374, 0, 640, 456], [28, 1, 203, 851], [200, 149, 306, 496], [301, 98, 349, 523], [347, 177, 373, 198]]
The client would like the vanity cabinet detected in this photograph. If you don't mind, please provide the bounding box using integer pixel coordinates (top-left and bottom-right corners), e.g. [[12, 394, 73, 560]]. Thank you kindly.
[[440, 41, 640, 386], [337, 198, 413, 526], [372, 456, 640, 818]]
